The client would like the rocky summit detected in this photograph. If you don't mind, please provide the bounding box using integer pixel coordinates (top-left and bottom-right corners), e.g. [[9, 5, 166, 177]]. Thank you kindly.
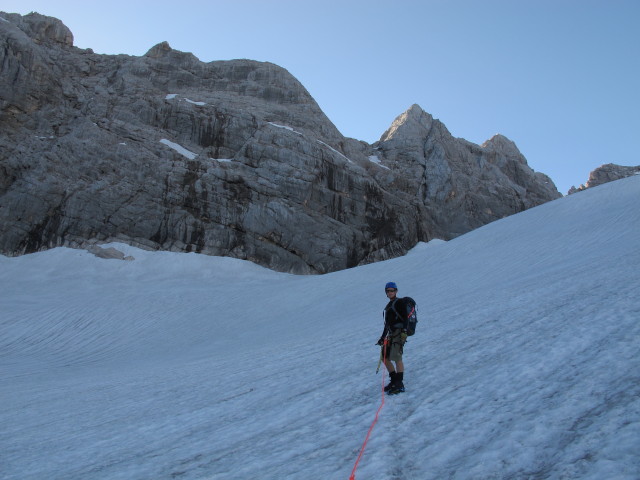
[[0, 12, 561, 273], [568, 163, 640, 195]]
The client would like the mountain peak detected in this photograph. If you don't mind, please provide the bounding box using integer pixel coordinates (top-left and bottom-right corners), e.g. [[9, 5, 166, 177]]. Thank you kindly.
[[144, 41, 173, 58], [482, 134, 521, 156], [406, 103, 426, 117], [0, 11, 561, 274], [0, 11, 73, 47], [379, 104, 434, 142]]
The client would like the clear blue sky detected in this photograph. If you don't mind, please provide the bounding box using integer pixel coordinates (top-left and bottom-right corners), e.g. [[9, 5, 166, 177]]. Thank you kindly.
[[3, 0, 639, 193]]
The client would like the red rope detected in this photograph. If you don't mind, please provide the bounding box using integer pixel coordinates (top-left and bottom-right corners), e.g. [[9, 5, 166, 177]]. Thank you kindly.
[[349, 338, 388, 480]]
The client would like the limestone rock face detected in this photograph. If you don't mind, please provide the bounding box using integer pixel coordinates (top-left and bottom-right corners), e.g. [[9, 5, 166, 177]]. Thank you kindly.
[[568, 164, 640, 194], [0, 12, 562, 273], [374, 105, 559, 238], [3, 11, 73, 47]]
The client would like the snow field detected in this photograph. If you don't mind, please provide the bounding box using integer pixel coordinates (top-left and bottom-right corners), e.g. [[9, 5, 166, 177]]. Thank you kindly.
[[1, 176, 639, 479]]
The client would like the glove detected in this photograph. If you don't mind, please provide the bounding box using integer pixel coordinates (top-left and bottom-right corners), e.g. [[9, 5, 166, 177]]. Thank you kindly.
[[400, 331, 408, 343], [376, 337, 384, 346]]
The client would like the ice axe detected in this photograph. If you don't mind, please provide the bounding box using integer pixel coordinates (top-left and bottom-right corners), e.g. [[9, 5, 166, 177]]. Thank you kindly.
[[375, 337, 388, 374]]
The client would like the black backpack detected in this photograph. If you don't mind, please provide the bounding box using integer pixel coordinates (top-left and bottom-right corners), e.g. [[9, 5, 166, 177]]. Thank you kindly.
[[391, 297, 418, 336]]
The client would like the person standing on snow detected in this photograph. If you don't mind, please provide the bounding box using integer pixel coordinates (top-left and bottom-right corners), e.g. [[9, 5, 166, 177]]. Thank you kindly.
[[377, 281, 409, 394]]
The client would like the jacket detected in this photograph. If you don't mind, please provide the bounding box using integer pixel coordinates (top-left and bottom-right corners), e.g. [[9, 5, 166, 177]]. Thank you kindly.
[[380, 297, 409, 339]]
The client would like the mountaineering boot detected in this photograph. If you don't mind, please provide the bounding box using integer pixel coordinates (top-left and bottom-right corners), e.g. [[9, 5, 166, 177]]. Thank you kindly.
[[384, 371, 397, 392], [388, 372, 405, 395]]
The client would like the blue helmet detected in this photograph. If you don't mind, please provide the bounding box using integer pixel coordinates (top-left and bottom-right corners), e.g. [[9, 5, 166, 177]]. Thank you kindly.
[[385, 282, 398, 290]]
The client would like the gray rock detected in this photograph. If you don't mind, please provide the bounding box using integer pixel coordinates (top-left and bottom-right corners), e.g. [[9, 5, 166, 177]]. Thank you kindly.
[[568, 163, 640, 194], [0, 12, 562, 273], [87, 245, 134, 261], [373, 105, 560, 238]]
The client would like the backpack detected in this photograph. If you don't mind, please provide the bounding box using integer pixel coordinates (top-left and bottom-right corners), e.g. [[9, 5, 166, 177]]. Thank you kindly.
[[391, 297, 418, 336]]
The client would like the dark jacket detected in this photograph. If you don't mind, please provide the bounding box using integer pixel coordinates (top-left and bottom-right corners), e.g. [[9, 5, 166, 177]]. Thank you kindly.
[[380, 297, 409, 339]]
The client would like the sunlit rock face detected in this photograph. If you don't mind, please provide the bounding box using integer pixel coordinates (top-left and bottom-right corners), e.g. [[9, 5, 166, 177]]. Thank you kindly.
[[568, 164, 640, 195], [0, 12, 561, 273]]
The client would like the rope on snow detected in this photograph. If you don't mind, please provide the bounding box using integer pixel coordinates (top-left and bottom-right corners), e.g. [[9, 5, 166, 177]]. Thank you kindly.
[[349, 338, 388, 479]]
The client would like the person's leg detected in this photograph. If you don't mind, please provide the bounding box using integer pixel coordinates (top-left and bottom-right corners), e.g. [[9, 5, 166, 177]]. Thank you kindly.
[[393, 370, 405, 392], [389, 332, 404, 373], [387, 334, 406, 393], [384, 358, 395, 373], [384, 368, 397, 391]]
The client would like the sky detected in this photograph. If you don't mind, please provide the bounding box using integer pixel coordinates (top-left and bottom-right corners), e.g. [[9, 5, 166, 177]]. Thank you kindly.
[[1, 175, 639, 479], [2, 0, 639, 193]]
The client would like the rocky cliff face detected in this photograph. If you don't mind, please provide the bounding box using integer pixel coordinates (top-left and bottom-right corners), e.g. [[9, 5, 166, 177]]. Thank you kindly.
[[568, 164, 640, 195], [0, 12, 561, 273]]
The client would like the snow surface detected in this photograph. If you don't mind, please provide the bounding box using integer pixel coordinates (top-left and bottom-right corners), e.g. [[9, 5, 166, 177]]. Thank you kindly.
[[159, 139, 198, 160], [316, 140, 353, 163], [267, 122, 303, 136], [164, 94, 206, 106], [368, 155, 390, 170], [184, 98, 206, 106], [1, 176, 639, 480]]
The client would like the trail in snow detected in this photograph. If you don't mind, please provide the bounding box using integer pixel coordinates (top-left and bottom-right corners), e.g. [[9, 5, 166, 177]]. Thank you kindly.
[[1, 176, 639, 480]]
